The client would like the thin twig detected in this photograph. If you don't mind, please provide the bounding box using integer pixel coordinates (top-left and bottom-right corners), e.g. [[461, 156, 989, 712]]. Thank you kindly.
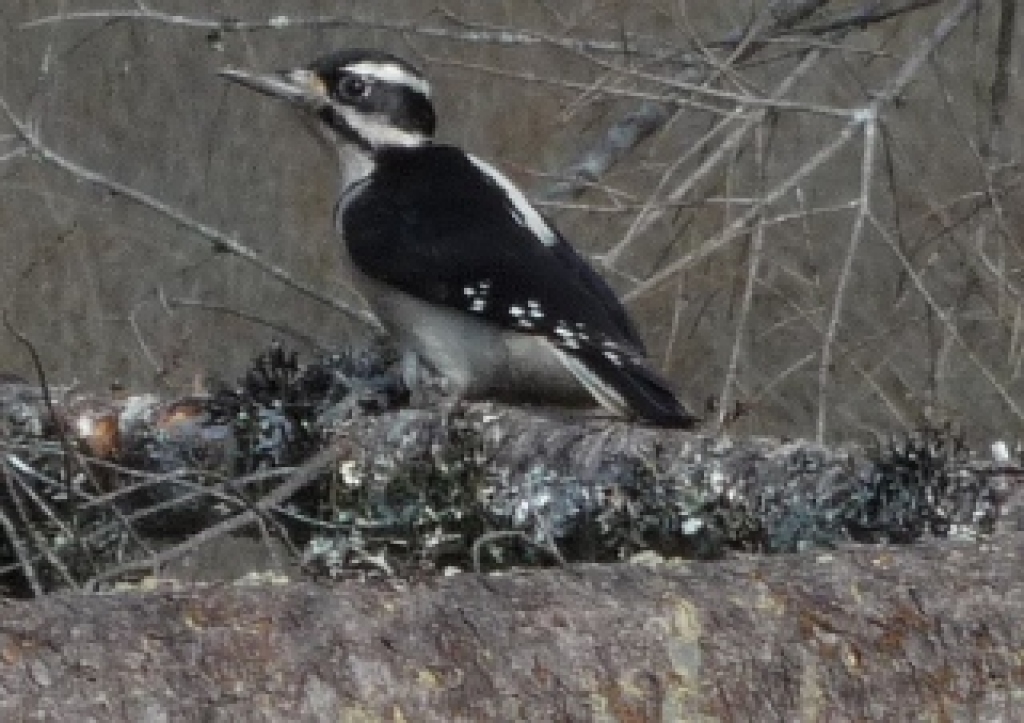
[[535, 0, 889, 201], [573, 46, 858, 121], [605, 45, 824, 268], [798, 0, 944, 37], [4, 461, 74, 538], [0, 145, 28, 164], [816, 115, 876, 443], [129, 297, 164, 374], [538, 103, 672, 202], [0, 496, 43, 597], [22, 8, 677, 58], [471, 529, 566, 573], [624, 117, 860, 302], [662, 278, 687, 371], [84, 442, 347, 588], [982, 0, 1015, 157], [165, 295, 335, 353], [430, 56, 745, 120], [869, 211, 1024, 424], [717, 125, 767, 432], [2, 470, 81, 591], [620, 0, 976, 303], [0, 95, 381, 333], [754, 281, 913, 428], [1, 312, 78, 522]]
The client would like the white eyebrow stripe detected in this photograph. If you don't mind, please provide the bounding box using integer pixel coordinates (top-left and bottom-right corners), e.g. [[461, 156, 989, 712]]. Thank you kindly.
[[467, 154, 558, 247], [344, 61, 432, 97]]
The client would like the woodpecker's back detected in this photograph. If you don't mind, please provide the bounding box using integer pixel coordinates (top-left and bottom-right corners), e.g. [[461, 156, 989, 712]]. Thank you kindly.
[[219, 49, 697, 428]]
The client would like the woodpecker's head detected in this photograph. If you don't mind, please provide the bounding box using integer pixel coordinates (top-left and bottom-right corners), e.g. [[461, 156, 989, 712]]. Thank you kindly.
[[219, 49, 436, 151]]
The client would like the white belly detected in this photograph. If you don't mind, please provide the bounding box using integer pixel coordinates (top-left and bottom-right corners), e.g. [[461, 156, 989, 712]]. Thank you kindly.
[[352, 272, 592, 406]]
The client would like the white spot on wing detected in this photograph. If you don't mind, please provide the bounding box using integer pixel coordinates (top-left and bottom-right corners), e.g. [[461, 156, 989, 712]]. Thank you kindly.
[[470, 298, 487, 312], [603, 350, 624, 366], [343, 60, 432, 97], [508, 306, 525, 317], [467, 154, 558, 247]]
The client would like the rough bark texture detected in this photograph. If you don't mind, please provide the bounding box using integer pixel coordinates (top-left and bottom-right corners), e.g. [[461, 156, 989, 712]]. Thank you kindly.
[[3, 384, 1020, 590], [1, 532, 1021, 722]]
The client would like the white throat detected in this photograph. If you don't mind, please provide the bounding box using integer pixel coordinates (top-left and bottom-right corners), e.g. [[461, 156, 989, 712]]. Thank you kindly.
[[337, 142, 375, 193]]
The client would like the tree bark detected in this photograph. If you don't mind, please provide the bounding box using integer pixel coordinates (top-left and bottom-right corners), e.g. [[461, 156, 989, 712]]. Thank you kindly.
[[0, 532, 1021, 722]]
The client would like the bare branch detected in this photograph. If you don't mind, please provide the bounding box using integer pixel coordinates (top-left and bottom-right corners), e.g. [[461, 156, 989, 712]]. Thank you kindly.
[[621, 0, 976, 303], [816, 115, 877, 443], [2, 469, 80, 592], [534, 0, 891, 202], [983, 0, 1016, 157], [869, 211, 1024, 424], [624, 117, 860, 302], [870, 0, 976, 107], [128, 297, 164, 374], [798, 0, 946, 37], [754, 282, 914, 428], [538, 103, 672, 202], [604, 44, 824, 268], [572, 49, 860, 121], [661, 278, 686, 373], [717, 126, 767, 432], [22, 8, 677, 59], [0, 144, 28, 165], [1, 311, 77, 510], [0, 496, 43, 597], [164, 296, 332, 353], [0, 95, 381, 334], [84, 443, 346, 587], [428, 57, 748, 117]]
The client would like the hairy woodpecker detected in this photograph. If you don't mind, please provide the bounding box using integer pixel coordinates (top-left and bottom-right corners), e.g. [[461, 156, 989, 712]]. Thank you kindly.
[[219, 49, 697, 428]]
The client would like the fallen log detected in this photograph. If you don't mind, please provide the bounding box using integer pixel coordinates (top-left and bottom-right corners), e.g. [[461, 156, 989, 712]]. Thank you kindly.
[[2, 371, 1022, 592], [0, 533, 1019, 721]]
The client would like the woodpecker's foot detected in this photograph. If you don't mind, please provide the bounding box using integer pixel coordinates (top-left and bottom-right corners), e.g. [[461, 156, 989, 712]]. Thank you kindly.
[[398, 350, 452, 409], [435, 394, 471, 424]]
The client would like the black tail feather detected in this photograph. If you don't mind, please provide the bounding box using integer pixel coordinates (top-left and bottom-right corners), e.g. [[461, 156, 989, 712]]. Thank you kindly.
[[610, 354, 699, 428], [555, 344, 698, 428]]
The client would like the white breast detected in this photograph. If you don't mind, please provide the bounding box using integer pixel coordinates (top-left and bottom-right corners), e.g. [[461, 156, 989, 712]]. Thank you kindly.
[[345, 271, 588, 404]]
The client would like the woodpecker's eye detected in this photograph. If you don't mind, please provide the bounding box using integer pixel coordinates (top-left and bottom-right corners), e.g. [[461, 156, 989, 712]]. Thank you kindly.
[[338, 74, 370, 99]]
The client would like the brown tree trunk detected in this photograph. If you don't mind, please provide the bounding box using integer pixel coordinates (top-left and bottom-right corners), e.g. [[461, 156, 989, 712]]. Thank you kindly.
[[1, 532, 1020, 721]]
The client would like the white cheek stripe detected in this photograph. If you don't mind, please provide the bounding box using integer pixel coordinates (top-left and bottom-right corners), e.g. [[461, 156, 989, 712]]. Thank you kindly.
[[344, 61, 432, 98], [468, 155, 558, 247], [337, 105, 428, 148]]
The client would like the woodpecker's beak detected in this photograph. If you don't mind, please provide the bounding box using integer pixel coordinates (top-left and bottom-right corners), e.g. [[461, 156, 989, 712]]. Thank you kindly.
[[218, 67, 329, 109]]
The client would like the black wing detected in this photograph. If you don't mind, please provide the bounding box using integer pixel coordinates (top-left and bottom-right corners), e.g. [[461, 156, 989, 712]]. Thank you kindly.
[[341, 145, 695, 427]]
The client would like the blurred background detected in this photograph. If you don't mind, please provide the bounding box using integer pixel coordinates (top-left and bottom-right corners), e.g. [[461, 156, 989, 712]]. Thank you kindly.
[[0, 0, 1021, 445]]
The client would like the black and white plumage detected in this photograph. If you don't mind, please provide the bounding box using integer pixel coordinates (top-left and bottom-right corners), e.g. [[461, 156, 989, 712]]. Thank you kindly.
[[219, 49, 697, 428]]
